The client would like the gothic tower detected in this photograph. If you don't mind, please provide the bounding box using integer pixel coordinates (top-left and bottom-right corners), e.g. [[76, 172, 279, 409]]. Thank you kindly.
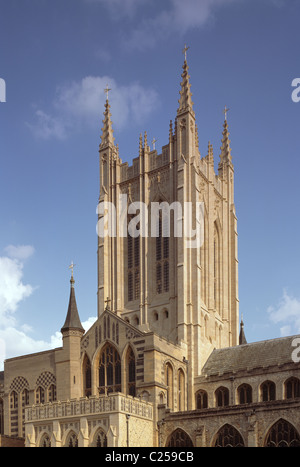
[[97, 54, 239, 379]]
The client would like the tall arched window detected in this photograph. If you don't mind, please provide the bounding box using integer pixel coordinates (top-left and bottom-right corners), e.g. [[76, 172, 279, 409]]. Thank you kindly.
[[213, 223, 221, 311], [261, 380, 276, 402], [177, 369, 185, 411], [156, 212, 169, 294], [98, 344, 121, 395], [196, 390, 208, 409], [285, 377, 300, 399], [265, 419, 300, 447], [214, 424, 245, 447], [126, 347, 136, 397], [128, 215, 140, 301], [165, 363, 173, 410]]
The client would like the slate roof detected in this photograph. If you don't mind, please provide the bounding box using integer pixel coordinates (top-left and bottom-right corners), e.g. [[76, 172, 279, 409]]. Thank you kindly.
[[61, 277, 85, 333], [202, 335, 300, 376]]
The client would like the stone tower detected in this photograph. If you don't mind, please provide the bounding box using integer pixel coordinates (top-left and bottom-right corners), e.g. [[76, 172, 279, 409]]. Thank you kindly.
[[97, 54, 239, 376], [55, 272, 85, 401]]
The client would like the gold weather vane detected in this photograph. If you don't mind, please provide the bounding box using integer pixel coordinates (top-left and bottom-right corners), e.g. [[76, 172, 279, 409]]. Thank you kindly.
[[69, 262, 76, 278], [182, 44, 190, 61], [104, 84, 111, 100], [152, 137, 157, 150], [223, 106, 230, 121]]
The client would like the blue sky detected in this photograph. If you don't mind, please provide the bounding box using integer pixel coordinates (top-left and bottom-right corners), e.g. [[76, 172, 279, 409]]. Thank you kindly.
[[0, 0, 300, 368]]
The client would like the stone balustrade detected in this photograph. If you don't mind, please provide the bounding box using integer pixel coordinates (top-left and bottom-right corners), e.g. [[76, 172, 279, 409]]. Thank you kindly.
[[25, 393, 153, 423]]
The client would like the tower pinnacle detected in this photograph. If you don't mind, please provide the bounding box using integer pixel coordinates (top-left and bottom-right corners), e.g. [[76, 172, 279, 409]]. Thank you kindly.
[[177, 47, 194, 117], [100, 86, 115, 150], [219, 109, 232, 168]]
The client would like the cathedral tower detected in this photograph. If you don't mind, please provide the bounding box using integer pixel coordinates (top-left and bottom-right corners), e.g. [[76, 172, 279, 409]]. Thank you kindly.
[[97, 53, 239, 377]]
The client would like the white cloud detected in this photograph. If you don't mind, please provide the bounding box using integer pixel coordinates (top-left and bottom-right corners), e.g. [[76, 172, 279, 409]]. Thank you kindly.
[[4, 244, 35, 261], [122, 0, 239, 51], [27, 109, 68, 141], [0, 256, 34, 321], [0, 316, 98, 370], [0, 244, 98, 370], [82, 316, 97, 331], [28, 76, 159, 140], [267, 289, 300, 337]]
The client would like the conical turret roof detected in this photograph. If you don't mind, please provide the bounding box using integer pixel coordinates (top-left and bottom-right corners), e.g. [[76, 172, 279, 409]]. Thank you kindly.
[[239, 317, 247, 345], [61, 275, 85, 334]]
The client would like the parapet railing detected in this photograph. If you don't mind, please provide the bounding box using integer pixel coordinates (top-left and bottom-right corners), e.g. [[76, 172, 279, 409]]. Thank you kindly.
[[25, 393, 153, 422]]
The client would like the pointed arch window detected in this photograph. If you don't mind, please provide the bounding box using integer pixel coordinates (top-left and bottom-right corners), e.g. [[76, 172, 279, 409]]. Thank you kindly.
[[40, 434, 51, 447], [166, 429, 193, 447], [215, 386, 229, 407], [265, 419, 300, 447], [238, 384, 252, 404], [214, 424, 245, 447], [98, 343, 121, 395], [94, 430, 108, 447], [285, 377, 300, 399], [213, 223, 221, 311], [261, 380, 276, 402], [66, 431, 78, 448], [196, 390, 208, 409]]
